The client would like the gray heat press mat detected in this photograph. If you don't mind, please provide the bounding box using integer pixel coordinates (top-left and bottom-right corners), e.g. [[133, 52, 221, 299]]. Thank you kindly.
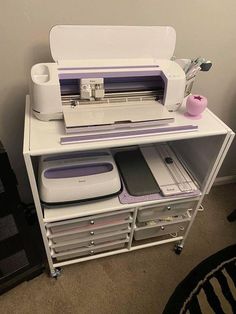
[[115, 149, 160, 196]]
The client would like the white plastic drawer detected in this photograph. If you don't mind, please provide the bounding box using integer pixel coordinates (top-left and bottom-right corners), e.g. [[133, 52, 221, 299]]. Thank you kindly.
[[47, 211, 131, 234], [134, 217, 190, 241], [49, 221, 131, 244], [51, 231, 129, 253], [137, 200, 196, 222], [52, 240, 128, 261]]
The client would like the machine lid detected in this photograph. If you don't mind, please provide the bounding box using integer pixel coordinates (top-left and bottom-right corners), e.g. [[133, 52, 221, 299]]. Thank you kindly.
[[50, 25, 176, 63]]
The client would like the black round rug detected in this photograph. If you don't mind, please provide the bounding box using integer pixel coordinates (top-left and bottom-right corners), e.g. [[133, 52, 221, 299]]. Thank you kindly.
[[163, 244, 236, 314]]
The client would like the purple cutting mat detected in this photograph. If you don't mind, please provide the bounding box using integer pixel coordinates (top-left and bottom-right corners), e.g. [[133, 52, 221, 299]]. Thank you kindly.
[[118, 179, 200, 204]]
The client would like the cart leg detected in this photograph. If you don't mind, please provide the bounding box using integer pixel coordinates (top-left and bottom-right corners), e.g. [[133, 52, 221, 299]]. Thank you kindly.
[[50, 267, 62, 279], [174, 241, 184, 255], [24, 154, 57, 278]]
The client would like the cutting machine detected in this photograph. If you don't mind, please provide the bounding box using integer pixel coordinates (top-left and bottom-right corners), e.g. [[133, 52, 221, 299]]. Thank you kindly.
[[31, 25, 186, 132]]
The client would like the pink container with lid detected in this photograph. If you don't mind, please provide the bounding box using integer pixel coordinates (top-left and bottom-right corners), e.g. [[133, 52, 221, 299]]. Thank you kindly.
[[186, 95, 208, 118]]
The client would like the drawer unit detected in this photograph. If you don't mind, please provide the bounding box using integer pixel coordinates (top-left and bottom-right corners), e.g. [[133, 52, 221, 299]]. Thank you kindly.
[[50, 230, 130, 253], [48, 220, 132, 244], [134, 213, 191, 241], [137, 199, 197, 223], [52, 239, 128, 262], [47, 211, 131, 234]]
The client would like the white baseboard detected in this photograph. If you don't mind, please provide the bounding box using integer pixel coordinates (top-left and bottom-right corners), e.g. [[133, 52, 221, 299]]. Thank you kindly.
[[214, 175, 236, 186]]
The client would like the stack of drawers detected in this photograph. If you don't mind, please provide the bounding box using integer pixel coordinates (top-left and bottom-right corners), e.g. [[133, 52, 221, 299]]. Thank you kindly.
[[134, 200, 196, 241], [46, 210, 132, 261]]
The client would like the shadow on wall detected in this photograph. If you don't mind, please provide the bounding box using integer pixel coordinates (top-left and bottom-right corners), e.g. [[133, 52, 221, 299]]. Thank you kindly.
[[28, 43, 53, 68], [225, 91, 236, 131], [0, 87, 30, 201], [0, 43, 52, 202], [218, 89, 236, 177], [23, 43, 52, 80], [192, 66, 236, 178]]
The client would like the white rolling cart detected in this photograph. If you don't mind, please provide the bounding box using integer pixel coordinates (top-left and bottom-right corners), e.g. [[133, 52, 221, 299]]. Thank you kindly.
[[23, 95, 234, 278]]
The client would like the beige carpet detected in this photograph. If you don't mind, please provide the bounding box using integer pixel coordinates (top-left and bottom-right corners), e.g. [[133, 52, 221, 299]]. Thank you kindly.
[[1, 184, 236, 314]]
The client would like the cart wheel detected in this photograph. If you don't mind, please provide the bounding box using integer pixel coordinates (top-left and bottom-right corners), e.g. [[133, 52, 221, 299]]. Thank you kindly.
[[51, 267, 62, 279], [174, 244, 183, 255]]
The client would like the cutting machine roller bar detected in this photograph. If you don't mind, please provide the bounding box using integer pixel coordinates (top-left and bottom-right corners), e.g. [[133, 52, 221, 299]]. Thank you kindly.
[[61, 90, 163, 106]]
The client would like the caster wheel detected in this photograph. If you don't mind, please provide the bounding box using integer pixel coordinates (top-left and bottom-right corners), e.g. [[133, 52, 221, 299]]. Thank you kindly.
[[174, 244, 183, 255], [51, 267, 62, 279]]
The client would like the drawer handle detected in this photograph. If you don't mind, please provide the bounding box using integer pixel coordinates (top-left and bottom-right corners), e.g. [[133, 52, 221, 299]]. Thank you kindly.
[[179, 226, 185, 231], [167, 206, 171, 211], [90, 220, 95, 225], [170, 232, 178, 238], [90, 250, 94, 255], [161, 226, 165, 230], [90, 241, 95, 246], [90, 231, 95, 235]]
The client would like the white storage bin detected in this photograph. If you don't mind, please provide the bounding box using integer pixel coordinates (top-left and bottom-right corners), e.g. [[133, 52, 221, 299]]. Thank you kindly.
[[47, 211, 131, 234], [134, 214, 190, 241], [52, 240, 128, 261], [49, 221, 132, 244], [51, 231, 129, 253], [137, 200, 196, 222]]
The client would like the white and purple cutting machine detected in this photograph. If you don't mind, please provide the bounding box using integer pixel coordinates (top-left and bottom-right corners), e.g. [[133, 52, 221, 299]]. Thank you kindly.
[[31, 25, 186, 133]]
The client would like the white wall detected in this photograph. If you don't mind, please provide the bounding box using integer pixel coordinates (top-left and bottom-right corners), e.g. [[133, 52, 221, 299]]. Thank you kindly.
[[0, 0, 236, 201]]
